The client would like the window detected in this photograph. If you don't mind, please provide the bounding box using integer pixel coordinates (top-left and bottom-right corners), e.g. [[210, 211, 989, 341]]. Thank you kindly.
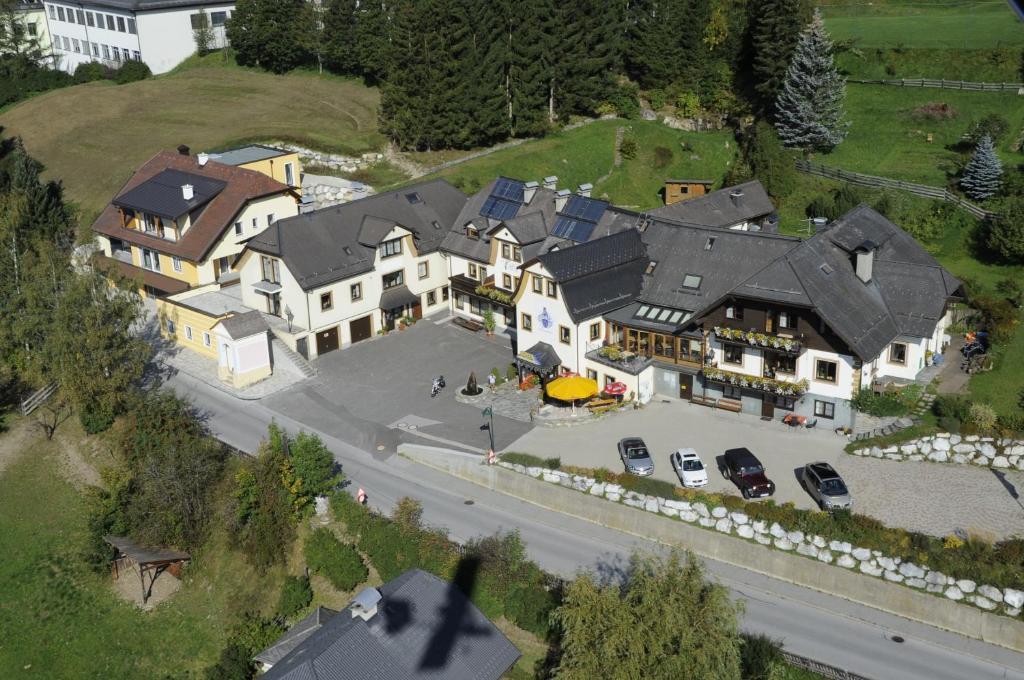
[[122, 48, 131, 62], [725, 305, 743, 320], [57, 6, 65, 21], [234, 221, 242, 236], [604, 375, 615, 387], [521, 313, 532, 331], [61, 36, 69, 50], [512, 246, 522, 263], [778, 311, 796, 330], [141, 248, 160, 272], [284, 162, 294, 186], [532, 275, 543, 293], [723, 385, 742, 400], [418, 261, 429, 279], [203, 332, 211, 347], [185, 325, 193, 341], [266, 214, 275, 228], [48, 5, 55, 19], [442, 286, 449, 302], [682, 274, 702, 290], [814, 400, 835, 419], [116, 16, 126, 32], [455, 294, 466, 310], [889, 342, 907, 365], [86, 11, 94, 27], [211, 11, 227, 26], [172, 256, 182, 272], [546, 280, 557, 298], [559, 325, 571, 345], [382, 270, 404, 289], [75, 9, 84, 24], [72, 38, 80, 53], [112, 46, 121, 62], [190, 13, 207, 29], [502, 273, 512, 289], [251, 217, 257, 230], [133, 50, 140, 61], [166, 319, 175, 334], [501, 243, 511, 260], [467, 263, 478, 279], [815, 359, 838, 383], [586, 369, 598, 382], [773, 354, 797, 374], [426, 290, 437, 306], [316, 292, 332, 312], [260, 256, 280, 283], [127, 18, 137, 34], [723, 344, 743, 365], [28, 22, 37, 36], [106, 15, 115, 30], [102, 44, 109, 59], [589, 322, 601, 341], [378, 237, 402, 258], [350, 282, 362, 301], [774, 396, 795, 411], [466, 226, 479, 240], [92, 43, 99, 57]]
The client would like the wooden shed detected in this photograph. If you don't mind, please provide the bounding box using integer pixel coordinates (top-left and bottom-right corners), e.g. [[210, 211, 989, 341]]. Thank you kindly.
[[664, 179, 714, 205]]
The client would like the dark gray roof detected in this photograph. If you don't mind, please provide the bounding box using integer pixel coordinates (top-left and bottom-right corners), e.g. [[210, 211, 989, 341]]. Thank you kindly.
[[217, 310, 269, 339], [113, 168, 226, 220], [380, 284, 420, 310], [650, 180, 774, 228], [246, 179, 466, 291], [493, 210, 549, 245], [208, 144, 289, 167], [537, 229, 645, 281], [75, 0, 231, 10], [261, 569, 520, 680], [518, 341, 561, 369], [255, 608, 337, 667]]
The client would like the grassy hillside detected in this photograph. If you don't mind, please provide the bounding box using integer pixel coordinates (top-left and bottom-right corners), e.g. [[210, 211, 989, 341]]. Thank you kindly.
[[0, 54, 383, 224]]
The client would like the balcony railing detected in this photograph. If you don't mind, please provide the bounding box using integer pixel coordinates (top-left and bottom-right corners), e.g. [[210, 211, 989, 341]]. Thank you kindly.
[[713, 326, 802, 354], [702, 366, 809, 396], [586, 346, 653, 375]]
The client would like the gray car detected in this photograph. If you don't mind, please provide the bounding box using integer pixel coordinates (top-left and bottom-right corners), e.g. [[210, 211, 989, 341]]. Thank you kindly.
[[618, 437, 654, 476], [802, 462, 852, 511]]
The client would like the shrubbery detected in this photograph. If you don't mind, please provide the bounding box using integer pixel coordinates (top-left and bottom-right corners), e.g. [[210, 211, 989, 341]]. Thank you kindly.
[[73, 61, 113, 84], [305, 528, 367, 592], [278, 575, 312, 618], [850, 387, 918, 417], [79, 402, 115, 434], [115, 60, 152, 84], [501, 452, 560, 469]]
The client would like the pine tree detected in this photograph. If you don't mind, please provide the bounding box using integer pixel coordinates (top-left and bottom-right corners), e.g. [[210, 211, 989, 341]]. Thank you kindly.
[[461, 0, 507, 146], [322, 0, 359, 75], [553, 0, 625, 118], [355, 0, 392, 84], [507, 0, 557, 136], [960, 135, 1003, 200], [625, 0, 687, 90], [226, 0, 309, 74], [773, 9, 848, 151], [748, 0, 812, 115]]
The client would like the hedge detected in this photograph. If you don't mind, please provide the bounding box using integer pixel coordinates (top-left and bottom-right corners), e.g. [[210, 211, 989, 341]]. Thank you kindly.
[[500, 452, 561, 470], [278, 575, 312, 618], [304, 528, 367, 592]]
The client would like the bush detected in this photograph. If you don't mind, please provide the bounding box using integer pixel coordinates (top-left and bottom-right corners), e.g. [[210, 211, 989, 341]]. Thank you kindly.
[[73, 61, 111, 84], [742, 122, 796, 200], [610, 83, 641, 119], [969, 403, 998, 433], [851, 388, 916, 417], [646, 88, 667, 110], [740, 633, 784, 680], [966, 114, 1010, 144], [997, 413, 1024, 435], [289, 431, 339, 508], [675, 91, 701, 117], [79, 402, 115, 434], [506, 579, 557, 637], [305, 528, 367, 592], [500, 452, 560, 469], [115, 60, 151, 84], [506, 364, 518, 383], [278, 575, 312, 618], [933, 394, 973, 423], [620, 135, 639, 160], [938, 416, 961, 433]]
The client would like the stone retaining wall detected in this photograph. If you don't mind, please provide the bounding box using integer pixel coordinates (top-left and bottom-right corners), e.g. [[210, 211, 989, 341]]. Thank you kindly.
[[267, 142, 384, 173], [849, 433, 1024, 470]]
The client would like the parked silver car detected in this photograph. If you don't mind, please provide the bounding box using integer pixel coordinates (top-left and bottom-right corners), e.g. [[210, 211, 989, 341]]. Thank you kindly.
[[618, 437, 654, 476], [802, 462, 852, 511]]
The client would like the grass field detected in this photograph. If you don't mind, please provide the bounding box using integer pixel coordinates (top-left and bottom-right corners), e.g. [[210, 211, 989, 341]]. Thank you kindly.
[[422, 119, 737, 211], [821, 1, 1024, 49], [0, 53, 383, 224]]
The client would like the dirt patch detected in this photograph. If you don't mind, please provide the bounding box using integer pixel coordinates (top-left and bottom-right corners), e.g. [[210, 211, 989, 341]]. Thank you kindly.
[[53, 427, 103, 489], [0, 417, 42, 480], [110, 560, 182, 611]]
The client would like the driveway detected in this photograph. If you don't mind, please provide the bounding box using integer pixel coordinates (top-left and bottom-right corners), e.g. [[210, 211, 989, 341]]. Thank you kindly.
[[262, 318, 533, 454], [506, 400, 1024, 539]]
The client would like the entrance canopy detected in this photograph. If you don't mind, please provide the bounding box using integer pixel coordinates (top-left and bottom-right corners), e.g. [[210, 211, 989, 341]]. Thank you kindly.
[[516, 342, 560, 371], [380, 284, 420, 311]]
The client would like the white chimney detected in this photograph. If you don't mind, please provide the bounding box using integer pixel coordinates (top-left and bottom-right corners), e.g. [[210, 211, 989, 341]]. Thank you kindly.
[[197, 152, 209, 167], [729, 189, 744, 206], [578, 183, 593, 198], [543, 175, 558, 190], [350, 587, 383, 621], [523, 180, 539, 204], [555, 188, 571, 212], [855, 243, 875, 284], [182, 184, 194, 201]]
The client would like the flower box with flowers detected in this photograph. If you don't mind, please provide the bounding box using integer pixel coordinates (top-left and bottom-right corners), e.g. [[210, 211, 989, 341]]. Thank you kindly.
[[703, 366, 809, 396], [713, 326, 801, 354]]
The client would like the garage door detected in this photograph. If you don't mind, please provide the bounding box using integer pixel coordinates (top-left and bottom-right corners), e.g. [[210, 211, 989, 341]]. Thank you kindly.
[[349, 315, 372, 344], [316, 326, 340, 355]]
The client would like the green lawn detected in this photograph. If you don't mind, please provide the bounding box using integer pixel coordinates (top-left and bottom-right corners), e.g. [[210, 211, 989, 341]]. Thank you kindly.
[[0, 52, 383, 224], [421, 119, 737, 211], [969, 317, 1024, 417], [819, 84, 1024, 185], [821, 1, 1024, 49]]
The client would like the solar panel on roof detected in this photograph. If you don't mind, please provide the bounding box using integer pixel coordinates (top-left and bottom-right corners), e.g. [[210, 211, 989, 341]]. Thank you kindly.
[[480, 196, 521, 221], [560, 195, 607, 222], [492, 178, 525, 202], [551, 216, 596, 242]]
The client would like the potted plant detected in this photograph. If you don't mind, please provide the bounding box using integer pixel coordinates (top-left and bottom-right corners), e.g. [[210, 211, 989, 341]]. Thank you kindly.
[[482, 308, 496, 336]]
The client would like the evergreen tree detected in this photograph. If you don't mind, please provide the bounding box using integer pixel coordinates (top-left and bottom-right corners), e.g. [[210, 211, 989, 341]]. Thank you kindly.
[[461, 0, 507, 145], [553, 0, 625, 118], [227, 0, 309, 74], [507, 0, 557, 135], [742, 121, 796, 200], [322, 0, 359, 75], [355, 0, 392, 84], [625, 0, 688, 90], [748, 0, 811, 115], [773, 9, 848, 151], [961, 135, 1003, 200], [379, 0, 432, 149], [987, 197, 1024, 263]]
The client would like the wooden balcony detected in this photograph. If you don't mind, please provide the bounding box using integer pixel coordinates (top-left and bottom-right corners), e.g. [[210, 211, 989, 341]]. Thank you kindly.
[[702, 366, 809, 396], [713, 326, 802, 355]]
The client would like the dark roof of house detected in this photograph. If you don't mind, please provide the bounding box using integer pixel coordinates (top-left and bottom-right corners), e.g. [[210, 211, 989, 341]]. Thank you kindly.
[[260, 569, 520, 680], [216, 310, 269, 339], [92, 150, 294, 262], [113, 168, 226, 220], [254, 608, 337, 668], [246, 179, 467, 291], [208, 144, 290, 167], [650, 180, 774, 228]]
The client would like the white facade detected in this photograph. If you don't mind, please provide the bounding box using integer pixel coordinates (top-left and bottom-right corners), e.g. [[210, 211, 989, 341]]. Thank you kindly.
[[213, 322, 271, 389], [43, 1, 233, 74]]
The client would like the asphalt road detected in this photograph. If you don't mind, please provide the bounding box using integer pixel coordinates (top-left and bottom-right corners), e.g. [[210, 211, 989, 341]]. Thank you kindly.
[[168, 371, 1024, 680]]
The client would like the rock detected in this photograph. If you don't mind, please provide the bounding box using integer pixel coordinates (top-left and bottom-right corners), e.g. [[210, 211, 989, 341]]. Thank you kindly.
[[859, 561, 883, 577], [817, 550, 834, 564], [836, 554, 856, 568], [956, 579, 976, 594], [623, 498, 644, 508], [699, 517, 716, 528], [606, 492, 621, 502], [883, 445, 898, 454], [755, 533, 772, 545], [945, 586, 965, 601], [770, 523, 786, 539], [663, 499, 688, 510], [679, 510, 698, 523], [927, 451, 949, 463], [737, 525, 755, 539], [1006, 607, 1022, 617], [812, 535, 827, 549], [932, 438, 950, 452], [972, 456, 992, 466], [660, 506, 679, 518], [527, 466, 542, 477], [851, 448, 866, 456], [787, 531, 805, 544], [907, 454, 925, 462], [1010, 455, 1020, 468], [605, 484, 623, 494], [970, 595, 997, 610], [979, 585, 1002, 601], [919, 441, 932, 455], [590, 483, 606, 496], [851, 547, 872, 561], [796, 543, 819, 558], [951, 453, 971, 465], [752, 520, 768, 534], [1004, 589, 1024, 609], [980, 443, 998, 457], [774, 537, 794, 551], [992, 456, 1010, 469], [693, 503, 710, 518], [935, 432, 950, 438], [899, 562, 925, 579], [949, 434, 962, 445], [645, 499, 660, 513], [926, 583, 946, 594], [829, 540, 852, 554], [900, 444, 917, 454], [715, 518, 733, 534], [711, 506, 728, 519], [925, 571, 948, 586], [572, 479, 589, 491], [542, 472, 559, 483], [906, 578, 926, 589], [966, 435, 980, 442], [884, 570, 904, 583], [869, 447, 884, 458], [875, 556, 895, 572], [884, 454, 902, 461], [730, 512, 749, 525]]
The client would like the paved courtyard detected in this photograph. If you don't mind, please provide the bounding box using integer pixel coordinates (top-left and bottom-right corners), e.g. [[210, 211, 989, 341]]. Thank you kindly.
[[262, 318, 533, 454], [506, 400, 1024, 539]]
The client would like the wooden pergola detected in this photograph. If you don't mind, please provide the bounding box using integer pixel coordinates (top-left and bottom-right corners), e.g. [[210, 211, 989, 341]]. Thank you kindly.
[[104, 535, 190, 605]]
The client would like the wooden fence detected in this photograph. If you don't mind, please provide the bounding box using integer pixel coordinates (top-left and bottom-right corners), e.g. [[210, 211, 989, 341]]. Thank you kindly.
[[849, 78, 1023, 92], [20, 382, 57, 416], [782, 651, 873, 680], [794, 160, 998, 221]]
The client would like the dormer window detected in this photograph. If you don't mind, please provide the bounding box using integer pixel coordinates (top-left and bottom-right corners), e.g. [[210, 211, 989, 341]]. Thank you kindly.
[[682, 274, 702, 290], [466, 225, 479, 240], [379, 237, 402, 258]]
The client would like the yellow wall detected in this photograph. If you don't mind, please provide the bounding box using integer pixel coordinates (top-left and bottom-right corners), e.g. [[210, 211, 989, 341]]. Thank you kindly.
[[155, 299, 223, 359], [131, 246, 200, 286], [239, 152, 303, 186]]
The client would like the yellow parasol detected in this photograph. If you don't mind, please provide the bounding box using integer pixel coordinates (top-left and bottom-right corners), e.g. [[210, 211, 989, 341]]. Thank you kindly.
[[546, 376, 599, 404]]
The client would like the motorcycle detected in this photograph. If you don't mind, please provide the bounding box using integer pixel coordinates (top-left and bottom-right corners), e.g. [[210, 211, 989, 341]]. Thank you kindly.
[[430, 375, 446, 398]]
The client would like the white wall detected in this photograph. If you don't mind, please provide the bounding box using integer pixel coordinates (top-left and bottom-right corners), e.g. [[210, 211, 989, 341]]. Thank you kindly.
[[199, 193, 298, 283], [44, 1, 141, 72], [135, 4, 233, 74]]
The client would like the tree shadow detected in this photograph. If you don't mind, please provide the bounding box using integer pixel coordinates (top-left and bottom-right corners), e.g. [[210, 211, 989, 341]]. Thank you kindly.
[[418, 556, 493, 671], [991, 468, 1024, 511]]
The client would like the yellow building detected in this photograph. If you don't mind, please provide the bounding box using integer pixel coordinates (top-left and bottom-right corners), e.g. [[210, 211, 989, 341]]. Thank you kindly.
[[207, 144, 303, 188], [11, 1, 51, 56]]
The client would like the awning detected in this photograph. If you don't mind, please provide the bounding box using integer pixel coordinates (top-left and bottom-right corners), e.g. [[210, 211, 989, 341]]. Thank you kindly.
[[95, 255, 190, 295], [380, 284, 420, 311], [516, 342, 561, 370], [252, 279, 282, 294]]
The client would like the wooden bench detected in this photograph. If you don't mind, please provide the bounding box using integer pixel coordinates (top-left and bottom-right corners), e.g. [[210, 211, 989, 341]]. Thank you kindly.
[[717, 398, 742, 413], [452, 316, 484, 332], [690, 395, 718, 408], [586, 398, 617, 409]]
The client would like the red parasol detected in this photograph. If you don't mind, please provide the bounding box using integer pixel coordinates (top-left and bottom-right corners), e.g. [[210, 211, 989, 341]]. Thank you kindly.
[[603, 381, 628, 396]]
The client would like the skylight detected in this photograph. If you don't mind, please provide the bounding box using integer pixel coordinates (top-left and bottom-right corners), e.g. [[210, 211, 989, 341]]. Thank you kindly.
[[405, 192, 421, 204], [631, 304, 689, 326], [820, 263, 834, 275], [704, 237, 716, 251], [645, 260, 658, 275], [682, 274, 702, 290]]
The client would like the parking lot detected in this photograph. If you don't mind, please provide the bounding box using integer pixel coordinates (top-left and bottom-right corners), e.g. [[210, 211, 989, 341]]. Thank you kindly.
[[506, 400, 1024, 539], [262, 318, 533, 454]]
